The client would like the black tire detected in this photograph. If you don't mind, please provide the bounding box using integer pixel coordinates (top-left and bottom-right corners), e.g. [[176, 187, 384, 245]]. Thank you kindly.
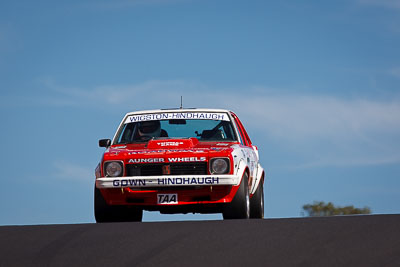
[[223, 172, 250, 220], [94, 187, 143, 223], [250, 179, 264, 219]]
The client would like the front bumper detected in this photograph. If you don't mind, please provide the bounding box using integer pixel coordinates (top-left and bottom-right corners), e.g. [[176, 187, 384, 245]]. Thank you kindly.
[[96, 174, 241, 209], [96, 174, 239, 189]]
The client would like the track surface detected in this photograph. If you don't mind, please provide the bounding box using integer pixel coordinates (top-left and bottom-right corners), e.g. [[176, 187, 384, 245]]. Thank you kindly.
[[1, 215, 399, 267]]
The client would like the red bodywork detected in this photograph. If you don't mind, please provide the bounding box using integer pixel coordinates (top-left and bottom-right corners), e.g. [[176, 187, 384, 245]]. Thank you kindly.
[[97, 139, 244, 213]]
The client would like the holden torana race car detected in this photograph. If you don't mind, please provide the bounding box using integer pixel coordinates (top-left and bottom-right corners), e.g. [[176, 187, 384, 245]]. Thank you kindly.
[[95, 108, 265, 222]]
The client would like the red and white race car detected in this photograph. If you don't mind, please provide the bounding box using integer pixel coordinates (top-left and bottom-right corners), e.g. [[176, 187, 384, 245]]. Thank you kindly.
[[95, 108, 265, 222]]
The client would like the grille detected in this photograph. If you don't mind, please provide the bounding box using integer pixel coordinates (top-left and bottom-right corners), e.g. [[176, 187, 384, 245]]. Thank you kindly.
[[126, 162, 207, 176]]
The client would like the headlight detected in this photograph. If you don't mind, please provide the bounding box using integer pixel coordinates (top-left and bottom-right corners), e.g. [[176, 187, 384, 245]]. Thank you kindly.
[[104, 161, 123, 177], [210, 158, 230, 174]]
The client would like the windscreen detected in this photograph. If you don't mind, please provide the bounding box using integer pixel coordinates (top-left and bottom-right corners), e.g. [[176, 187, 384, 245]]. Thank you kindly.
[[115, 113, 237, 144]]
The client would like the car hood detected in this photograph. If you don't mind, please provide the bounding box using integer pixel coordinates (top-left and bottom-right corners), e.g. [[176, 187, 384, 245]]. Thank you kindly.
[[103, 138, 238, 163]]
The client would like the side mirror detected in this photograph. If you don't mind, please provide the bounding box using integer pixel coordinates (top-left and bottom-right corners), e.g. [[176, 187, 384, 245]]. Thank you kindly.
[[99, 139, 111, 148]]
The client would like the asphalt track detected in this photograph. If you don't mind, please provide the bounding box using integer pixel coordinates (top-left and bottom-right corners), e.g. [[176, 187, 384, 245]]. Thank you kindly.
[[0, 215, 399, 267]]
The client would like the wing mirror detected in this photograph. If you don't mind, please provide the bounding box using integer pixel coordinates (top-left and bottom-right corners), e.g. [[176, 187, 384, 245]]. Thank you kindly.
[[99, 139, 111, 148]]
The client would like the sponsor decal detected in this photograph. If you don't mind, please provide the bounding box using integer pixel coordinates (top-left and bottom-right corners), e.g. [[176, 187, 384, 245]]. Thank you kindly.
[[124, 112, 229, 124], [128, 158, 165, 163], [168, 157, 206, 162], [128, 150, 164, 155], [113, 179, 146, 187], [157, 177, 219, 185], [128, 157, 207, 163], [157, 141, 184, 147], [128, 149, 205, 155], [114, 146, 127, 149], [111, 177, 219, 187]]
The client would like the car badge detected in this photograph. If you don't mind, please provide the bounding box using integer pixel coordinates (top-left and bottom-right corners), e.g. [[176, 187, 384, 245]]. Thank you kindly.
[[162, 165, 171, 175]]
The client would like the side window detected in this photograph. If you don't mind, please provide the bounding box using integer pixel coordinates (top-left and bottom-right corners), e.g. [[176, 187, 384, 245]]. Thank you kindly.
[[231, 113, 247, 146], [231, 112, 252, 146], [231, 118, 244, 145], [238, 120, 252, 146], [236, 129, 245, 145]]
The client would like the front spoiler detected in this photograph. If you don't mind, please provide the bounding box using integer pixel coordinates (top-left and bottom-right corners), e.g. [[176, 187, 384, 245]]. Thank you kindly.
[[96, 174, 239, 189]]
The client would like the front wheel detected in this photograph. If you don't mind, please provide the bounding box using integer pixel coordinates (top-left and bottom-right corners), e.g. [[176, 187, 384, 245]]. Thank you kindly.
[[250, 179, 264, 219], [94, 187, 143, 223], [223, 172, 250, 220]]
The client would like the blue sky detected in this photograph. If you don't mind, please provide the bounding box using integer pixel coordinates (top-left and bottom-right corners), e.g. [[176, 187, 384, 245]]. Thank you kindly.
[[1, 0, 400, 225]]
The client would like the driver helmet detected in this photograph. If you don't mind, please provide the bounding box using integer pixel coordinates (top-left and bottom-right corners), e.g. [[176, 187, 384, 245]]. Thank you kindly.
[[138, 120, 161, 138]]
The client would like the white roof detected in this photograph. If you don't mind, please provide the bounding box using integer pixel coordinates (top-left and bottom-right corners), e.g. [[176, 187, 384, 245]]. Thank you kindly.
[[124, 108, 232, 116]]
